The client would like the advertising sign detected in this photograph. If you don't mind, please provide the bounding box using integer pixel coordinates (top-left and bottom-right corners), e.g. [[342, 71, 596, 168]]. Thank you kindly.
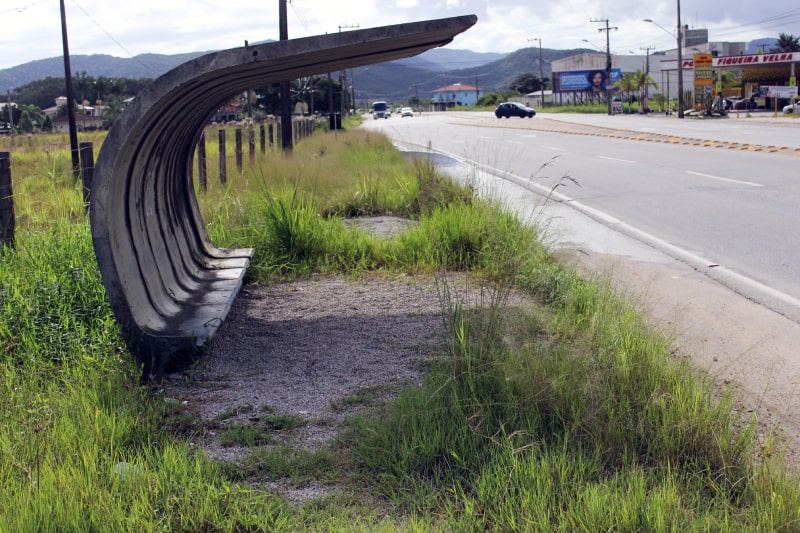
[[693, 53, 713, 85], [762, 86, 799, 98], [557, 69, 622, 93], [693, 54, 714, 106]]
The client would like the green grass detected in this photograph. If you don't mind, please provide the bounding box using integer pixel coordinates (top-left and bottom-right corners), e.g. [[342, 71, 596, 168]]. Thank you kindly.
[[2, 123, 800, 530]]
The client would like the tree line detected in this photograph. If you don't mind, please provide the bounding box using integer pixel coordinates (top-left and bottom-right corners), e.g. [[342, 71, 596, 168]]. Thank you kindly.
[[2, 71, 151, 134], [1, 71, 366, 134]]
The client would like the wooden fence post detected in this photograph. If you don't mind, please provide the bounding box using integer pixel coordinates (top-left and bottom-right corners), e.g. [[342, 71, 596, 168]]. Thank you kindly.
[[0, 152, 14, 251], [248, 129, 255, 164], [268, 124, 274, 149], [259, 124, 266, 154], [197, 132, 207, 192], [218, 129, 227, 184], [79, 142, 94, 213], [235, 128, 243, 171]]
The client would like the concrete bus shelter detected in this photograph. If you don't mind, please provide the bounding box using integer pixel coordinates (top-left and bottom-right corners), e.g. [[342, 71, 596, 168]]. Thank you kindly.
[[89, 15, 477, 375]]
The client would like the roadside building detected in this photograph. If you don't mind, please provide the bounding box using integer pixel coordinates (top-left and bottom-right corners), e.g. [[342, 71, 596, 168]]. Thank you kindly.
[[431, 83, 483, 110], [552, 28, 799, 112]]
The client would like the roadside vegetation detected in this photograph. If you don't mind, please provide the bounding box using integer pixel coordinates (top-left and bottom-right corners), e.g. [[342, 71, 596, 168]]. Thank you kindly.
[[2, 121, 800, 531]]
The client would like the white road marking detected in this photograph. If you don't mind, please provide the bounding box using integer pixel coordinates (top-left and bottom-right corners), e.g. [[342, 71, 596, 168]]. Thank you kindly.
[[598, 155, 636, 164], [686, 170, 764, 187], [542, 145, 567, 151]]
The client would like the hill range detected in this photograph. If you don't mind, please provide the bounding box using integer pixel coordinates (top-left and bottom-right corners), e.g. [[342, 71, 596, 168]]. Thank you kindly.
[[0, 46, 589, 103]]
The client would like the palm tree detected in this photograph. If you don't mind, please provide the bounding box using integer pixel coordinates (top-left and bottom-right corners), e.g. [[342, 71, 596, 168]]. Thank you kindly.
[[632, 69, 658, 113], [291, 76, 315, 115], [73, 71, 93, 105], [18, 104, 44, 133], [101, 97, 125, 128], [718, 70, 737, 93], [614, 72, 637, 113]]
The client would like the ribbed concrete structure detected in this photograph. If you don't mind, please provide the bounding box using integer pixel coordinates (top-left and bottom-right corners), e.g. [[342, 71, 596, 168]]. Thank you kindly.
[[89, 15, 477, 373]]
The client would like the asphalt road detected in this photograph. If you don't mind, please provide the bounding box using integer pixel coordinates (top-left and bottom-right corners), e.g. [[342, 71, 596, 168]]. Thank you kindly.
[[361, 110, 800, 323]]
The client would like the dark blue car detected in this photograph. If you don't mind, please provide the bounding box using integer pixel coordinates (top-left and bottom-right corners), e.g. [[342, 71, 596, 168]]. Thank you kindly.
[[495, 102, 536, 118]]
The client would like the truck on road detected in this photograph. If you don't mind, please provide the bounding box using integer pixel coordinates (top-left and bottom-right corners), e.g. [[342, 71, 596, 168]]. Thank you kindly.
[[372, 101, 390, 119]]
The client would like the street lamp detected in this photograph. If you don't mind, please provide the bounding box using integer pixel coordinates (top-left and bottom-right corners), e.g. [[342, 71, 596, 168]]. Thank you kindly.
[[644, 9, 684, 118], [581, 39, 604, 52], [530, 38, 545, 107], [640, 46, 654, 114]]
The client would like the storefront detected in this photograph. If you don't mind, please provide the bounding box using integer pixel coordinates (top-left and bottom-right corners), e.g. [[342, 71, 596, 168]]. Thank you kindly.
[[656, 51, 800, 110]]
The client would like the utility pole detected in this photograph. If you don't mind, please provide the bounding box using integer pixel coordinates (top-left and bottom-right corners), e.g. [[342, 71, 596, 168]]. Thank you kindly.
[[327, 69, 334, 120], [592, 18, 617, 116], [279, 0, 292, 152], [6, 90, 13, 134], [676, 0, 685, 118], [640, 46, 654, 113], [245, 40, 253, 119], [350, 68, 356, 113], [411, 84, 420, 113], [338, 25, 359, 117], [528, 38, 545, 107], [60, 0, 80, 178]]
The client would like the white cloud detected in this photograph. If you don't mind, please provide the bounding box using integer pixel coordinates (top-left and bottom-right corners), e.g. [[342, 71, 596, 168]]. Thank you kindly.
[[1, 0, 798, 69]]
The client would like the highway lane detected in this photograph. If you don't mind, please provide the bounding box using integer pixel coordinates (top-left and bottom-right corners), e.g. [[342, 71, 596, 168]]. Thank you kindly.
[[361, 111, 800, 321]]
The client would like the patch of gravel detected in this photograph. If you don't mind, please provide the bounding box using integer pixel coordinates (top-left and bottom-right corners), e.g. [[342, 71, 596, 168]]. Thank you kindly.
[[162, 273, 449, 461], [158, 217, 497, 502]]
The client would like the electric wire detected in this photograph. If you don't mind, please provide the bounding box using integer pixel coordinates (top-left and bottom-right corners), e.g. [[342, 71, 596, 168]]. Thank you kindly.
[[68, 0, 159, 76], [1, 0, 47, 14]]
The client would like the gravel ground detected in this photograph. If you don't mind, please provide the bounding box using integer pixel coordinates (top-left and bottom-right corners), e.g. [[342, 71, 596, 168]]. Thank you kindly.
[[161, 272, 449, 462], [159, 215, 800, 504], [159, 218, 504, 501]]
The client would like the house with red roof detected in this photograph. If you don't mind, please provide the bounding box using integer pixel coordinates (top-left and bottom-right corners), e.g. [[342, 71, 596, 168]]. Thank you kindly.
[[431, 82, 483, 110]]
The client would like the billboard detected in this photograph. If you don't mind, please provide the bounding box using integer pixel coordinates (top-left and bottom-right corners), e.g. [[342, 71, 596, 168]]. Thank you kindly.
[[761, 85, 798, 98], [557, 68, 622, 93]]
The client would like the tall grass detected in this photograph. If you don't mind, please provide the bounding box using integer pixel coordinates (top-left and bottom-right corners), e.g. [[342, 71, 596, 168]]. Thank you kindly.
[[0, 133, 99, 231], [346, 250, 800, 530], [1, 123, 800, 530]]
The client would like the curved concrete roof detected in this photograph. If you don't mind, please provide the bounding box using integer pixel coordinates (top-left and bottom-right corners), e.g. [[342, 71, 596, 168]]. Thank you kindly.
[[89, 15, 477, 372]]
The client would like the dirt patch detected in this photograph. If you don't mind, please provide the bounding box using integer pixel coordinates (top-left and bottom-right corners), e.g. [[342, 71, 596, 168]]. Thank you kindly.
[[161, 273, 446, 459], [160, 216, 800, 505]]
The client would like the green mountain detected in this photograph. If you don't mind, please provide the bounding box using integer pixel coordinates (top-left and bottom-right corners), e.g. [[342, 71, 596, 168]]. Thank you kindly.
[[0, 52, 208, 90], [0, 48, 504, 91], [354, 47, 589, 103], [0, 47, 590, 106]]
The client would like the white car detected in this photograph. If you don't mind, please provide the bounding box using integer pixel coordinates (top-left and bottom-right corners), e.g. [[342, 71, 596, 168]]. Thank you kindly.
[[401, 107, 413, 117], [782, 102, 800, 114]]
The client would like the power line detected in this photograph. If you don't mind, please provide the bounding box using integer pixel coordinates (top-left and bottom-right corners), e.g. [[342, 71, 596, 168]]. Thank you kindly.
[[1, 0, 47, 14], [69, 0, 159, 76], [289, 0, 316, 34]]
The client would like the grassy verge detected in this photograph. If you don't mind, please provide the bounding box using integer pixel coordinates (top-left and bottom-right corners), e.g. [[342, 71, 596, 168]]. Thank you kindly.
[[1, 122, 800, 530]]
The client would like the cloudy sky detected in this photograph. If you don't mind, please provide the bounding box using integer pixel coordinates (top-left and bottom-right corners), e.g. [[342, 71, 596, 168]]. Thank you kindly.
[[2, 0, 799, 71]]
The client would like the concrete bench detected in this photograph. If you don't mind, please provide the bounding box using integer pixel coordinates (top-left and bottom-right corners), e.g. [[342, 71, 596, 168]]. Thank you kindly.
[[90, 15, 477, 375]]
